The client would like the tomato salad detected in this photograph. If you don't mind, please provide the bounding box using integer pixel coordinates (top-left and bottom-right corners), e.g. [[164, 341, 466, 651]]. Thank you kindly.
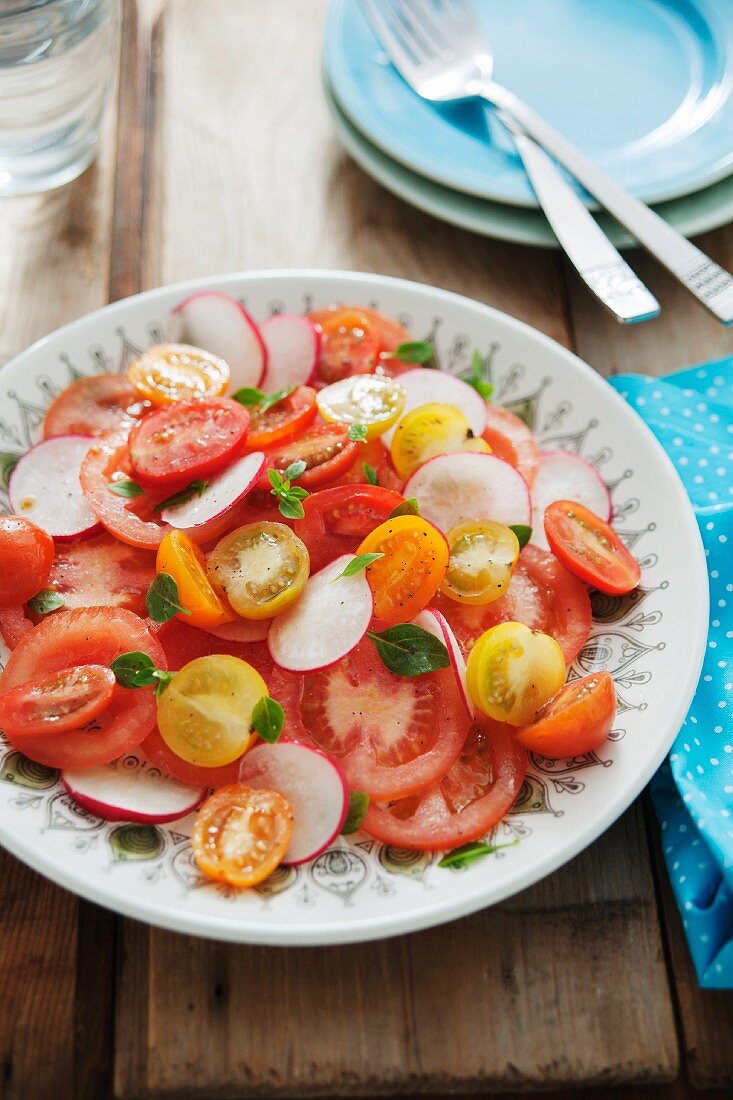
[[0, 292, 639, 886]]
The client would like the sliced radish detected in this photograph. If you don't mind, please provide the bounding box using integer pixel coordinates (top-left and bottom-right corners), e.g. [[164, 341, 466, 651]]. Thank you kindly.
[[167, 290, 267, 390], [530, 450, 611, 550], [161, 450, 265, 531], [260, 314, 321, 392], [205, 617, 270, 643], [239, 741, 349, 865], [382, 368, 487, 447], [404, 452, 530, 534], [9, 435, 101, 541], [413, 607, 474, 719], [63, 753, 204, 824], [268, 553, 373, 672]]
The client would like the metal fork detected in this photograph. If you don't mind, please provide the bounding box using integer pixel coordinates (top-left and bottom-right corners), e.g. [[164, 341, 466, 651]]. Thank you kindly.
[[362, 0, 733, 325]]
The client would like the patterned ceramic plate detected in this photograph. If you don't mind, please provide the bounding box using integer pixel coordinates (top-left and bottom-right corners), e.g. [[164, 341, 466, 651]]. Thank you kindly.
[[0, 271, 708, 945]]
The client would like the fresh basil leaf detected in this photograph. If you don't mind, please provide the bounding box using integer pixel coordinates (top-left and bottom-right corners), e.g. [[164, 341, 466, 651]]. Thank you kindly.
[[260, 385, 296, 412], [438, 838, 520, 869], [363, 463, 379, 486], [110, 651, 156, 689], [341, 791, 370, 834], [232, 386, 265, 407], [465, 349, 494, 400], [509, 524, 532, 549], [392, 340, 434, 365], [284, 459, 307, 481], [388, 497, 420, 520], [347, 423, 368, 443], [26, 589, 64, 616], [268, 468, 285, 491], [287, 485, 309, 500], [367, 624, 450, 678], [146, 572, 191, 623], [152, 670, 175, 697], [250, 696, 284, 744], [108, 478, 143, 499], [277, 497, 306, 520], [332, 552, 384, 580], [154, 479, 207, 512]]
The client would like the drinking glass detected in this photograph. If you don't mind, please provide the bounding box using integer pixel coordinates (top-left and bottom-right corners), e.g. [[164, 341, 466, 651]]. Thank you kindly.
[[0, 0, 120, 196]]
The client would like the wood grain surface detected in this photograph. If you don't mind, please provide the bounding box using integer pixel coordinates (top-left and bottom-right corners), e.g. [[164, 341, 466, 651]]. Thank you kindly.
[[0, 1, 731, 1097]]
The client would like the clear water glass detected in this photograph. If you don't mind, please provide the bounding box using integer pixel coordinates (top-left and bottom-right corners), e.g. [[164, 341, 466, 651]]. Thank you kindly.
[[0, 0, 119, 196]]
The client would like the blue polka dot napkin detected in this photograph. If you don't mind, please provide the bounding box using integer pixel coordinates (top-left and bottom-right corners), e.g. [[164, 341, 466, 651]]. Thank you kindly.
[[609, 358, 733, 988]]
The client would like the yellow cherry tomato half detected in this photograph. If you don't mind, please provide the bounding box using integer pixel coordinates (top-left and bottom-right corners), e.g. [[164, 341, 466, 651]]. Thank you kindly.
[[441, 520, 520, 606], [207, 521, 310, 620], [357, 513, 449, 624], [466, 621, 566, 726], [157, 654, 267, 767], [128, 343, 229, 406], [390, 402, 491, 478], [316, 374, 406, 440], [192, 784, 293, 887], [156, 529, 234, 630]]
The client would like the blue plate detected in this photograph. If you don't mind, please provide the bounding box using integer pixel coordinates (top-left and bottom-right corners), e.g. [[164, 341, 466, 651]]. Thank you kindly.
[[325, 0, 733, 208]]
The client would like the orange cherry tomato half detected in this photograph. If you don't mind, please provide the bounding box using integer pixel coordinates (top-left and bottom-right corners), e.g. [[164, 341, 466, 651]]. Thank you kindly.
[[515, 671, 617, 758], [156, 529, 234, 630], [0, 515, 54, 606], [544, 500, 641, 596], [357, 514, 449, 624], [246, 385, 318, 449], [128, 343, 229, 406], [0, 664, 116, 739], [192, 784, 293, 887]]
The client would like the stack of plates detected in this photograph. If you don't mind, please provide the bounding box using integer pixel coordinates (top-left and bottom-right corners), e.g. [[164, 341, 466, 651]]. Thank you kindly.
[[323, 0, 733, 247]]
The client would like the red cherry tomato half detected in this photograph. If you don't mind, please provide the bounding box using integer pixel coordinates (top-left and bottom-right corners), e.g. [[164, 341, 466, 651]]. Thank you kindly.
[[294, 483, 405, 572], [0, 515, 54, 606], [309, 306, 384, 385], [129, 396, 251, 490], [544, 500, 641, 596], [260, 423, 359, 490], [0, 605, 33, 650], [516, 671, 617, 758], [362, 718, 526, 850], [481, 404, 540, 488], [0, 664, 116, 739], [43, 373, 150, 438], [246, 386, 318, 449], [0, 607, 165, 769], [80, 430, 172, 549]]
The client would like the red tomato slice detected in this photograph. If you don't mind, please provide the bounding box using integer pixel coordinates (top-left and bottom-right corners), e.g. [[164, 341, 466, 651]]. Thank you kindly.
[[516, 671, 616, 758], [44, 373, 150, 438], [247, 386, 317, 449], [80, 430, 172, 549], [260, 424, 359, 490], [0, 605, 33, 650], [435, 544, 592, 664], [0, 665, 116, 738], [142, 725, 243, 788], [362, 717, 526, 850], [0, 607, 165, 768], [129, 396, 251, 490], [482, 405, 540, 488], [0, 515, 54, 606], [293, 483, 405, 572], [544, 500, 641, 596], [274, 630, 470, 800]]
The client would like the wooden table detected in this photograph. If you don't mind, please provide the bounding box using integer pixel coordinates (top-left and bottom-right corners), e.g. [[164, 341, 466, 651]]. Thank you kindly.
[[0, 3, 732, 1097]]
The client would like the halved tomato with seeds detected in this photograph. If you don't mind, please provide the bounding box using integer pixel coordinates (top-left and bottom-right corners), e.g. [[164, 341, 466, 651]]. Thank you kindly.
[[294, 483, 405, 572], [260, 424, 359, 490], [246, 385, 317, 449], [43, 374, 150, 438]]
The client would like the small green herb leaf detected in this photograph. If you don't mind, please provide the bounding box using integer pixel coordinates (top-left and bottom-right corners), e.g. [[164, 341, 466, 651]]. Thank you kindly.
[[110, 651, 155, 689], [269, 461, 310, 519], [108, 479, 143, 499], [388, 497, 420, 520], [342, 791, 370, 834], [509, 524, 532, 549], [250, 696, 284, 744], [260, 386, 296, 412], [363, 463, 379, 486], [154, 479, 208, 512], [367, 624, 450, 678], [152, 671, 175, 697], [284, 459, 307, 481], [26, 589, 65, 616], [233, 385, 295, 412], [438, 838, 520, 869], [465, 349, 494, 400], [277, 497, 306, 520], [146, 572, 191, 623], [347, 423, 368, 443], [332, 552, 384, 580], [391, 340, 434, 365]]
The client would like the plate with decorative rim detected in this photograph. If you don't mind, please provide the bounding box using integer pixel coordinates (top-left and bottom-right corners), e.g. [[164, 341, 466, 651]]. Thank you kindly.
[[0, 270, 708, 945]]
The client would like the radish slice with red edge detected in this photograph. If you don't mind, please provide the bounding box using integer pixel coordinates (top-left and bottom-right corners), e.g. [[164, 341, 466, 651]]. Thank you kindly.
[[413, 607, 474, 719], [260, 314, 321, 391], [205, 617, 270, 643], [161, 450, 266, 531], [238, 741, 349, 865], [404, 452, 531, 534], [9, 435, 101, 541], [530, 450, 611, 550], [63, 753, 204, 824], [381, 367, 487, 447], [268, 553, 373, 672], [167, 290, 266, 389]]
